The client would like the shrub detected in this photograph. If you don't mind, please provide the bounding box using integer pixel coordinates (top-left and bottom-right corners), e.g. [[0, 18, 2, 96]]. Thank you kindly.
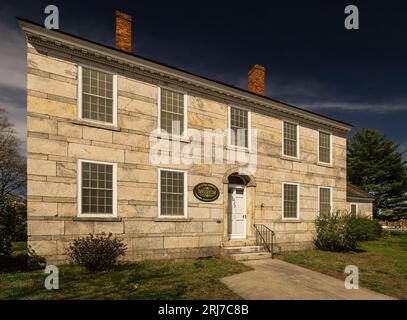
[[27, 245, 47, 270], [13, 201, 27, 242], [66, 233, 127, 272], [315, 211, 382, 252], [0, 195, 18, 256], [347, 215, 382, 241], [315, 211, 357, 252]]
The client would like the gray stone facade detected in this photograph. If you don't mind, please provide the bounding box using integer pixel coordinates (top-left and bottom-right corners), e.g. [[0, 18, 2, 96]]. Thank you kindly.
[[19, 19, 370, 264]]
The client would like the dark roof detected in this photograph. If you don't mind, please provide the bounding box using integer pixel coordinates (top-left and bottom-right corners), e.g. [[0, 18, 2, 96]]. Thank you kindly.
[[347, 183, 374, 200], [17, 17, 353, 129]]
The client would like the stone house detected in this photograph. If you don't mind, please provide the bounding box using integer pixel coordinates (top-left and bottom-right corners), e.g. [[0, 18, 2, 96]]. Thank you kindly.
[[19, 13, 372, 264]]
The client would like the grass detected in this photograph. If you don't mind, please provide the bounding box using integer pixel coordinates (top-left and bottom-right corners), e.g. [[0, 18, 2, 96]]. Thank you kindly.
[[0, 243, 250, 300], [277, 234, 407, 299]]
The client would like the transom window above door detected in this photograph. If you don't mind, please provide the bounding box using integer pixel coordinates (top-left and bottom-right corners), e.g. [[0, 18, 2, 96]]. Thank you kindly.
[[159, 88, 187, 137], [229, 106, 250, 148], [79, 66, 117, 125]]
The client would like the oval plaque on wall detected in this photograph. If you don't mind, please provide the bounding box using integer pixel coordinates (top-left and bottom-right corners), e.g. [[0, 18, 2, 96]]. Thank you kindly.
[[193, 183, 220, 202]]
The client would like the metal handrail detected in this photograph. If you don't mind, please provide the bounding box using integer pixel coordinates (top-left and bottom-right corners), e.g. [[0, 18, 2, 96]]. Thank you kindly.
[[253, 224, 275, 258]]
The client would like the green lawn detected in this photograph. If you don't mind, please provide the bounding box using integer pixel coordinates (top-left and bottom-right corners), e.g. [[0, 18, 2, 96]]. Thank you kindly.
[[278, 234, 407, 299], [0, 243, 250, 300]]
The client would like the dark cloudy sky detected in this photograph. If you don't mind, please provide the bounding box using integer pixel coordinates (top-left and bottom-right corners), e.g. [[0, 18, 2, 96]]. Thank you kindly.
[[1, 0, 407, 155]]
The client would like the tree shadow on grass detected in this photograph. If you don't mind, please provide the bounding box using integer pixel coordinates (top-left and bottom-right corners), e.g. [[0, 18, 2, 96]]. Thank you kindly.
[[0, 253, 28, 272], [315, 246, 367, 254]]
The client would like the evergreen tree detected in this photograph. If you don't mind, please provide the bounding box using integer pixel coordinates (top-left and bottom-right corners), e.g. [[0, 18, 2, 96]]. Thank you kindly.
[[348, 128, 407, 219]]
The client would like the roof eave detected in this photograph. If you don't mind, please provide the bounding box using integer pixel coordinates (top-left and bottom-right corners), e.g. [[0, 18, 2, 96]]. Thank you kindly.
[[18, 18, 353, 132]]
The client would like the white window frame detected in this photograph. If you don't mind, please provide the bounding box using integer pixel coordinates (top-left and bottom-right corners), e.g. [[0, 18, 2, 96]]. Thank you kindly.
[[317, 129, 333, 165], [77, 65, 118, 127], [282, 120, 300, 159], [350, 203, 359, 216], [77, 159, 118, 218], [281, 182, 300, 220], [227, 104, 252, 151], [318, 186, 333, 216], [157, 86, 188, 140], [157, 168, 188, 219]]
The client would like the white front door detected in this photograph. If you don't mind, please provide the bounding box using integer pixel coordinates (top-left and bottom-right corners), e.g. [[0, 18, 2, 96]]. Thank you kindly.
[[228, 185, 246, 239]]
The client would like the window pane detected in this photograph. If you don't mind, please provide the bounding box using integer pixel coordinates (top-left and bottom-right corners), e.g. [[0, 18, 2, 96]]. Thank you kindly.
[[319, 188, 331, 216], [160, 88, 185, 136], [284, 122, 297, 157], [319, 131, 331, 163], [230, 107, 248, 148], [160, 170, 185, 216], [82, 67, 114, 123], [82, 162, 113, 214], [283, 184, 298, 218], [350, 204, 357, 216]]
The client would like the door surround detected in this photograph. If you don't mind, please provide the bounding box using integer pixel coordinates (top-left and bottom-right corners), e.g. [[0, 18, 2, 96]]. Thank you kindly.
[[222, 170, 257, 243], [228, 183, 247, 239]]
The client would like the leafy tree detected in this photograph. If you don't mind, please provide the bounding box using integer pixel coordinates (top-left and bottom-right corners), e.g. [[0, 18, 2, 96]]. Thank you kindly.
[[0, 195, 18, 256], [348, 128, 407, 219], [0, 108, 26, 197]]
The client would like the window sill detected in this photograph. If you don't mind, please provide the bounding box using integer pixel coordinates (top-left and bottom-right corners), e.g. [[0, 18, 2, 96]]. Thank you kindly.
[[280, 155, 301, 162], [279, 219, 302, 223], [73, 217, 122, 222], [151, 133, 191, 143], [154, 218, 192, 222], [227, 145, 251, 152], [73, 120, 121, 132], [317, 162, 333, 168]]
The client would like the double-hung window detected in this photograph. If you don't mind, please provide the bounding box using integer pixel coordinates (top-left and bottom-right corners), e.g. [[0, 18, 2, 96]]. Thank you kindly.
[[283, 183, 299, 219], [159, 88, 187, 137], [350, 203, 358, 216], [159, 169, 187, 217], [283, 121, 298, 157], [319, 187, 332, 216], [78, 160, 117, 217], [318, 131, 332, 164], [229, 106, 250, 148], [79, 66, 117, 125]]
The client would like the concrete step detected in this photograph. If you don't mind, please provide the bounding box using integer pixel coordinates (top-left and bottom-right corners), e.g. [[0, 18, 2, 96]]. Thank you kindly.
[[222, 240, 256, 247], [229, 251, 272, 261], [222, 245, 265, 254]]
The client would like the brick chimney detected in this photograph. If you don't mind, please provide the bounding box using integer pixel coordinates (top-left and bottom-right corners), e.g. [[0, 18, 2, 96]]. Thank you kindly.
[[115, 11, 132, 53], [247, 64, 265, 95]]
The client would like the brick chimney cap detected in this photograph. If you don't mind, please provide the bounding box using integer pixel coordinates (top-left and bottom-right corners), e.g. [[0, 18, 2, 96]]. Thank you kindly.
[[249, 64, 265, 72], [116, 11, 132, 21]]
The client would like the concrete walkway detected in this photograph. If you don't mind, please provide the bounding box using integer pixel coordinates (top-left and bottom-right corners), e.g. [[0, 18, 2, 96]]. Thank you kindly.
[[221, 259, 395, 300]]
